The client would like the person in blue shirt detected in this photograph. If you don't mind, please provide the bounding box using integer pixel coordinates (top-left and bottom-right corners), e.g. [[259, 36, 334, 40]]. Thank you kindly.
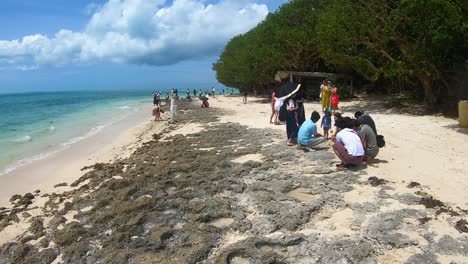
[[321, 108, 332, 138], [297, 111, 328, 149]]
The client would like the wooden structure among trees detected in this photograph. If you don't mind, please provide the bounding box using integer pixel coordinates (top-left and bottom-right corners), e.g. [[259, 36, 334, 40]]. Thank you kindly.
[[275, 71, 354, 100]]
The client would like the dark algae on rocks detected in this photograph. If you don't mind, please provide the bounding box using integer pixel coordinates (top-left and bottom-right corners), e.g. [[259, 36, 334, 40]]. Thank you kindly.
[[1, 101, 467, 263]]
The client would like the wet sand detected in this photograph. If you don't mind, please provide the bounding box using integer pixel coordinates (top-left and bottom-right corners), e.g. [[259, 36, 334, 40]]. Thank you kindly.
[[0, 101, 159, 207], [0, 96, 467, 263]]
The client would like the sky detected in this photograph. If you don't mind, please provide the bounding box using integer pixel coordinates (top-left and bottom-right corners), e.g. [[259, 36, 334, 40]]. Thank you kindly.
[[0, 0, 289, 93]]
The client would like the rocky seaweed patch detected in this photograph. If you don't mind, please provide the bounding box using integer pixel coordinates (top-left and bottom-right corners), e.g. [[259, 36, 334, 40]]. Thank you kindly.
[[0, 101, 467, 263]]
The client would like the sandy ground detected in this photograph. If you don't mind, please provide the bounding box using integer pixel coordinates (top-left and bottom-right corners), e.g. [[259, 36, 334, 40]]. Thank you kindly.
[[215, 95, 468, 209], [0, 95, 467, 263]]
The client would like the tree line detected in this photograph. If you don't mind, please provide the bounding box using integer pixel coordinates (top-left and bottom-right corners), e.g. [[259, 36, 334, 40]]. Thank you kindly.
[[212, 0, 467, 109]]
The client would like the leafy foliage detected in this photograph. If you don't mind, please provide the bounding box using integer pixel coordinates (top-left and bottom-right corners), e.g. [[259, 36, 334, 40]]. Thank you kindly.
[[213, 0, 468, 106]]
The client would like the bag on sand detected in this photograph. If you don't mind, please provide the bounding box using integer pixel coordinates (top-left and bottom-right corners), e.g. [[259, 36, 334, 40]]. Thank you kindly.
[[278, 103, 288, 122], [376, 134, 385, 148]]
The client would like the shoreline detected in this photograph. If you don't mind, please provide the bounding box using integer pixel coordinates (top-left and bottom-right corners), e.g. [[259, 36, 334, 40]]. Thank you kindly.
[[0, 96, 467, 263], [0, 101, 164, 207]]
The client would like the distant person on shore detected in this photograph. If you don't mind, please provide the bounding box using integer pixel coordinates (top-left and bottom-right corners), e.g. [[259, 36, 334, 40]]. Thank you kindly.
[[243, 90, 248, 104], [297, 111, 327, 149], [353, 119, 379, 162], [321, 108, 332, 139], [152, 104, 161, 122], [199, 89, 202, 97], [212, 87, 216, 98], [165, 92, 170, 104], [254, 88, 258, 97], [200, 96, 209, 108], [321, 81, 331, 112], [330, 84, 339, 115], [193, 89, 197, 97], [153, 92, 160, 106], [332, 117, 365, 170], [269, 90, 277, 124], [285, 95, 299, 146], [355, 111, 377, 135], [170, 95, 177, 122]]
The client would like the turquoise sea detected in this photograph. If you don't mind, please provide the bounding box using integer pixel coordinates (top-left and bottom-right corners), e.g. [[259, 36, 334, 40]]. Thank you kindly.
[[0, 90, 157, 174]]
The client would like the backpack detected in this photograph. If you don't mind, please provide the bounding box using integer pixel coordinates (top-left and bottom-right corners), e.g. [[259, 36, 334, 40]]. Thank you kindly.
[[376, 134, 385, 148], [278, 103, 288, 122]]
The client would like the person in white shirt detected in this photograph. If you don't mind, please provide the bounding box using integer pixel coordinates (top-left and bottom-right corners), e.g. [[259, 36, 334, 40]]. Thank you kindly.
[[332, 117, 364, 169], [170, 95, 177, 122]]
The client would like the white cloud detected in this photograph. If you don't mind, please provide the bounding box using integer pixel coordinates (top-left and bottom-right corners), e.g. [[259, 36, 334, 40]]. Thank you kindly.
[[0, 0, 268, 69]]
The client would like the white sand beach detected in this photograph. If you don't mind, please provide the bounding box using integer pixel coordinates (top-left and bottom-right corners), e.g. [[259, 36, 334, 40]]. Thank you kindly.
[[1, 95, 467, 263]]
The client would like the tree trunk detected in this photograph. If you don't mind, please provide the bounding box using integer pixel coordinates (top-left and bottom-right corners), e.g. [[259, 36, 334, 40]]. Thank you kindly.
[[418, 75, 436, 106]]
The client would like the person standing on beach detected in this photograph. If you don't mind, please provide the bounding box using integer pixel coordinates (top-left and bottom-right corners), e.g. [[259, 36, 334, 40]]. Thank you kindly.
[[212, 87, 216, 98], [170, 95, 177, 122], [321, 81, 331, 112], [320, 80, 326, 99], [330, 84, 339, 115], [298, 111, 327, 149], [296, 90, 306, 127], [321, 109, 332, 139], [153, 92, 160, 106], [243, 89, 248, 104], [152, 104, 161, 122], [193, 88, 197, 97], [269, 90, 277, 124], [286, 95, 299, 146]]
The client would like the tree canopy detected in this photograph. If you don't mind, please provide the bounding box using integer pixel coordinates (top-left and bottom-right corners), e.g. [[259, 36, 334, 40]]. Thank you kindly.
[[213, 0, 467, 106]]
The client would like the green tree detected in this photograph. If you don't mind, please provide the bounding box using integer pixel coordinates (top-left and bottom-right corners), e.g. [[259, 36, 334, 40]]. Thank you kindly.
[[316, 0, 467, 105]]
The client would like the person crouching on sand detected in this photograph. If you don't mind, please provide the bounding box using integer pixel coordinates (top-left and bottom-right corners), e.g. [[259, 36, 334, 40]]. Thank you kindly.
[[297, 111, 327, 149], [332, 117, 365, 170], [353, 119, 379, 162], [170, 95, 177, 122]]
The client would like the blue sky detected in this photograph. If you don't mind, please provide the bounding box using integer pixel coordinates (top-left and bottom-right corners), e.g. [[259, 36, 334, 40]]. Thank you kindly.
[[0, 0, 289, 93]]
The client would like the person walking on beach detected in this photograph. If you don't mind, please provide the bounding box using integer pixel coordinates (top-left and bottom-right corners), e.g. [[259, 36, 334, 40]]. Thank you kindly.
[[330, 84, 339, 115], [321, 81, 331, 112], [297, 111, 327, 149], [170, 95, 177, 122], [332, 117, 364, 170], [285, 95, 299, 146], [243, 89, 248, 104]]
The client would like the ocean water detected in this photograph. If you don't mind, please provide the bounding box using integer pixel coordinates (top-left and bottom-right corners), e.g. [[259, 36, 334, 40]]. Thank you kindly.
[[0, 90, 156, 175]]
